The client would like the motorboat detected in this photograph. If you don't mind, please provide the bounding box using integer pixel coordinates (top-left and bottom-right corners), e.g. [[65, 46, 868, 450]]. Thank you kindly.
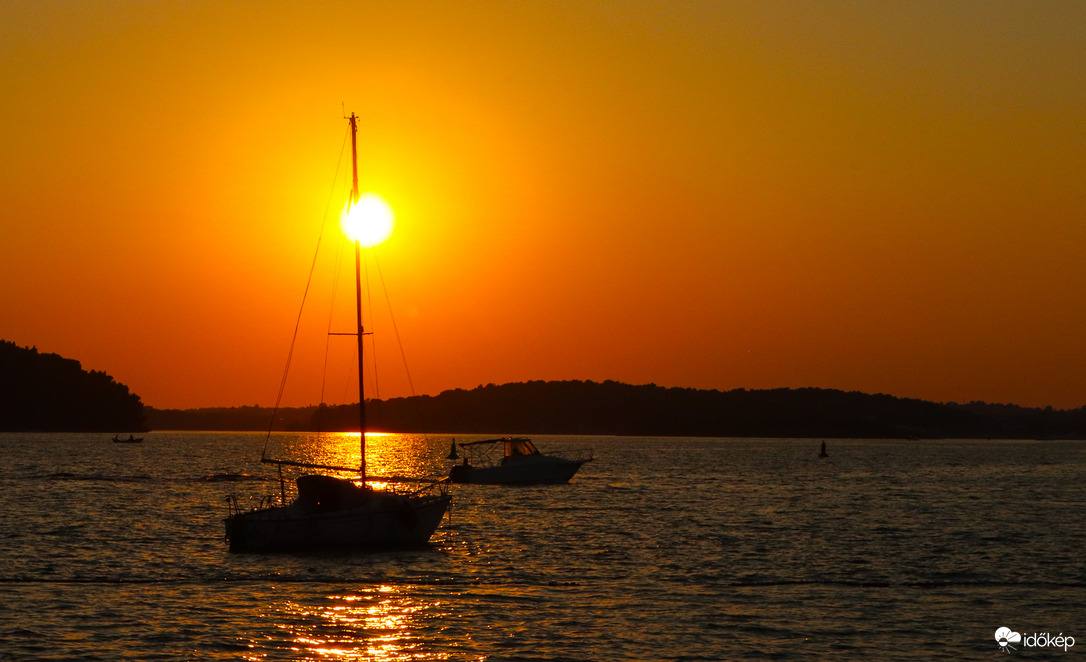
[[448, 437, 591, 485]]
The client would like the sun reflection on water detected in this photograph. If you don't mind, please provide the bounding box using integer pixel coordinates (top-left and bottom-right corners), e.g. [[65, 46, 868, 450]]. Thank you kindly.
[[268, 586, 452, 661], [278, 432, 449, 482]]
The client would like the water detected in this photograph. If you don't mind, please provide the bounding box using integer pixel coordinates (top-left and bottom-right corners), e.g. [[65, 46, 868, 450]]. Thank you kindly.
[[1, 433, 1083, 660]]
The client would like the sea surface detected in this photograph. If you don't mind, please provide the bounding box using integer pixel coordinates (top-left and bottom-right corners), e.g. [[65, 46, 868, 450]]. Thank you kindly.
[[0, 433, 1083, 660]]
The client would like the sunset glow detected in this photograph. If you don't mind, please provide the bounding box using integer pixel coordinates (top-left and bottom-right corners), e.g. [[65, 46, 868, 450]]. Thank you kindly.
[[3, 3, 1086, 410]]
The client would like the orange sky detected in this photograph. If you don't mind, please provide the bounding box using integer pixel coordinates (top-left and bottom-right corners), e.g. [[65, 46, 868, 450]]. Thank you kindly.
[[3, 1, 1085, 410]]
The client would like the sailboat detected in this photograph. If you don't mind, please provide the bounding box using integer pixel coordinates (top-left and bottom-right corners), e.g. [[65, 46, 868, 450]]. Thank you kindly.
[[224, 113, 451, 553]]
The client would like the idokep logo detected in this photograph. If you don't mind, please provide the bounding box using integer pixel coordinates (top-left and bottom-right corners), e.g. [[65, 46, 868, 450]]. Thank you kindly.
[[995, 627, 1021, 653], [995, 627, 1075, 654]]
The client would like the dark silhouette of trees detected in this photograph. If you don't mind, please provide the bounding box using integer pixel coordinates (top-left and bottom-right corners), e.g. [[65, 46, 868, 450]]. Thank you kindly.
[[145, 379, 1086, 438], [0, 340, 145, 431], [145, 405, 317, 432]]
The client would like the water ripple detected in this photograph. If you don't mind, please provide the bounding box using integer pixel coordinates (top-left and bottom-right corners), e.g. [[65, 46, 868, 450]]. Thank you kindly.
[[1, 434, 1084, 659]]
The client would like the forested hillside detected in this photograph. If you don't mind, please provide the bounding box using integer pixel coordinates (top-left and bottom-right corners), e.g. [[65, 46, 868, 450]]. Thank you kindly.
[[146, 380, 1086, 438], [0, 341, 145, 431]]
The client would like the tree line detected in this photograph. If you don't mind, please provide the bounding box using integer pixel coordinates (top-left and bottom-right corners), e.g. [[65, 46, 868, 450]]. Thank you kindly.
[[10, 335, 1078, 439], [0, 340, 145, 432], [146, 379, 1086, 439]]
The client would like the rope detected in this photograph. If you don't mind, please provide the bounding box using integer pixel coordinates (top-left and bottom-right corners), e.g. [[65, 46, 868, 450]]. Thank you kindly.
[[262, 125, 350, 459], [374, 254, 418, 397], [373, 253, 433, 440], [317, 209, 347, 436]]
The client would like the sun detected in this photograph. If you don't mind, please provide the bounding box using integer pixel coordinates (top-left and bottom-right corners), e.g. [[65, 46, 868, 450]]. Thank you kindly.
[[341, 193, 394, 247]]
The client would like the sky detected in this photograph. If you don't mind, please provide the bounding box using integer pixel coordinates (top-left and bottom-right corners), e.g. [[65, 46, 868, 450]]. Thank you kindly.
[[2, 1, 1085, 410]]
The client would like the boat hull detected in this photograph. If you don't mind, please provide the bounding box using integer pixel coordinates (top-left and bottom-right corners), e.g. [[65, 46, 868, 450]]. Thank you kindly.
[[449, 457, 588, 485], [225, 494, 450, 553]]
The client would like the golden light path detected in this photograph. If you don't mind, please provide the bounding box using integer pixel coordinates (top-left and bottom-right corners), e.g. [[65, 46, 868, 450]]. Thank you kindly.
[[268, 586, 451, 662], [249, 434, 458, 660], [280, 433, 438, 491], [341, 193, 395, 247]]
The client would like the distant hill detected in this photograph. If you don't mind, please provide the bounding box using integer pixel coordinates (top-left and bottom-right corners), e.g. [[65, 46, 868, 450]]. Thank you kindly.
[[0, 340, 146, 432], [146, 379, 1086, 439], [145, 405, 313, 432]]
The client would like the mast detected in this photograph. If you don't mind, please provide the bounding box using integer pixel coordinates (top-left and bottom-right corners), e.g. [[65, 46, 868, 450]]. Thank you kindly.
[[348, 112, 367, 481]]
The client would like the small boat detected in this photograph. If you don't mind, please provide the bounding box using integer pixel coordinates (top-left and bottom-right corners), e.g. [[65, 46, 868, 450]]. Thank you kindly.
[[112, 434, 143, 443], [448, 437, 592, 485], [203, 472, 258, 482], [224, 113, 451, 553]]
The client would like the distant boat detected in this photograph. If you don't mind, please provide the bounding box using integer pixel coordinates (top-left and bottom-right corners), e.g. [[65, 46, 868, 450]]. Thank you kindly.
[[448, 437, 592, 485], [112, 434, 143, 443], [203, 472, 257, 482], [224, 113, 451, 553]]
